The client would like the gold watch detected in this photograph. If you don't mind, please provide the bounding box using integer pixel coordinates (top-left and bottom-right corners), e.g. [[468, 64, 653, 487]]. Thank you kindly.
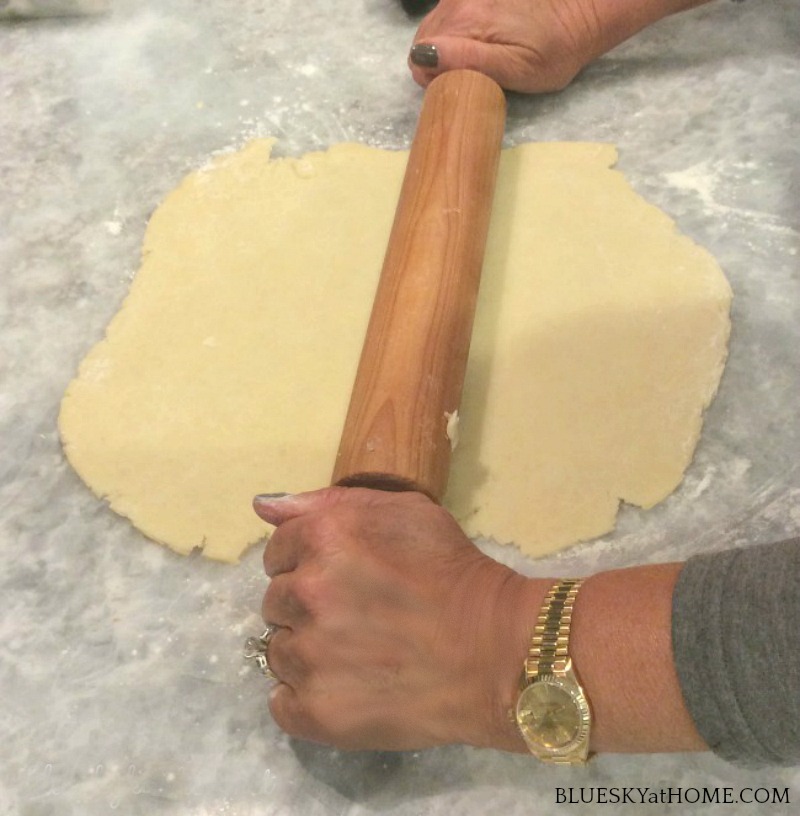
[[515, 578, 591, 764]]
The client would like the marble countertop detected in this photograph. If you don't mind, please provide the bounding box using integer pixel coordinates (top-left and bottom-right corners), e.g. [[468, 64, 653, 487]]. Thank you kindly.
[[2, 1, 799, 813]]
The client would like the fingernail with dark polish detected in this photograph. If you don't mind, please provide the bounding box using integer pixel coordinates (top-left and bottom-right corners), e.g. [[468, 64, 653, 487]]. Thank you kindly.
[[254, 492, 293, 502], [409, 44, 438, 68]]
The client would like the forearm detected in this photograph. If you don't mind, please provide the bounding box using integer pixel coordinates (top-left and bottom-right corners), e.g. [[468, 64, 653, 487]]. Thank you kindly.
[[571, 563, 706, 753], [587, 0, 715, 61], [498, 538, 800, 762], [495, 564, 707, 754]]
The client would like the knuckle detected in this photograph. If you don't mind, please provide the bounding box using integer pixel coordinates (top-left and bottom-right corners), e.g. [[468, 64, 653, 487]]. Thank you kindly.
[[271, 632, 312, 684], [269, 673, 373, 749], [262, 545, 277, 576], [263, 574, 283, 605], [262, 575, 286, 619], [291, 567, 330, 616], [298, 697, 339, 743], [268, 688, 300, 735], [264, 568, 332, 622], [287, 633, 316, 676], [269, 687, 325, 744], [262, 526, 288, 576], [302, 698, 373, 751], [263, 575, 309, 624], [305, 512, 344, 554]]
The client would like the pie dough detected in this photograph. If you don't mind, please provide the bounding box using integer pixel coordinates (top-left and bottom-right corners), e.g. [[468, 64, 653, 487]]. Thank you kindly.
[[59, 139, 731, 562]]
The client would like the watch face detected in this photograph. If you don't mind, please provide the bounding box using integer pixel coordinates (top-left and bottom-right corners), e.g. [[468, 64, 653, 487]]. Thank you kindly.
[[516, 679, 587, 751]]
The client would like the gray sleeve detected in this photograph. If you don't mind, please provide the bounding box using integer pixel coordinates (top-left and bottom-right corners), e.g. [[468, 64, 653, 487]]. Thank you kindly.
[[672, 537, 800, 767]]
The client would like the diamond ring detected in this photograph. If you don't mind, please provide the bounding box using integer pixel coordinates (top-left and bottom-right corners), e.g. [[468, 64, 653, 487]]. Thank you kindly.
[[244, 623, 280, 680]]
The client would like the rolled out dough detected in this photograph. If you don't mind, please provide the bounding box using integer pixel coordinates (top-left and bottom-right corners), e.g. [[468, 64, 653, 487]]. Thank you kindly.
[[59, 139, 731, 562]]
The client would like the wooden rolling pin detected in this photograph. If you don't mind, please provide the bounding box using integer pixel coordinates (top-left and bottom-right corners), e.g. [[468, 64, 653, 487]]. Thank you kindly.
[[331, 69, 506, 501]]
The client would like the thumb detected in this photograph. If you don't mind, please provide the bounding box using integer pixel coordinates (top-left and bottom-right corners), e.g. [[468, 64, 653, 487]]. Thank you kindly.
[[252, 486, 350, 527], [409, 36, 529, 92]]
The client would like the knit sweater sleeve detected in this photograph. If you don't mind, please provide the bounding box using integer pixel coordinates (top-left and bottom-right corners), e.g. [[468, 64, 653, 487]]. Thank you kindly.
[[672, 537, 800, 766]]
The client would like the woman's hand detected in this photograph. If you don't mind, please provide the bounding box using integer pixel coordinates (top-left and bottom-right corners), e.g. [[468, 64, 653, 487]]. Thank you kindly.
[[253, 487, 544, 751], [409, 0, 600, 92], [408, 0, 711, 93]]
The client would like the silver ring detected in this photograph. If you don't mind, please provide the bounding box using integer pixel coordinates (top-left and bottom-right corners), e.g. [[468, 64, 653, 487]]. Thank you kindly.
[[243, 623, 280, 680]]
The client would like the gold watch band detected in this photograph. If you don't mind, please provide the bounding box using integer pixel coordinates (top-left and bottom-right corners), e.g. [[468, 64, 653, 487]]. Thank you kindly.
[[525, 578, 583, 680]]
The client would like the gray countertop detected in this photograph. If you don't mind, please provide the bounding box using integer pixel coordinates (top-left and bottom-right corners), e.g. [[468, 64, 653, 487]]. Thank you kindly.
[[2, 1, 799, 814]]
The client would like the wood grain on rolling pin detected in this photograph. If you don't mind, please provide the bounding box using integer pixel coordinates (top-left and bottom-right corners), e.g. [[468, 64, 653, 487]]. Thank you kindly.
[[332, 69, 506, 501]]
